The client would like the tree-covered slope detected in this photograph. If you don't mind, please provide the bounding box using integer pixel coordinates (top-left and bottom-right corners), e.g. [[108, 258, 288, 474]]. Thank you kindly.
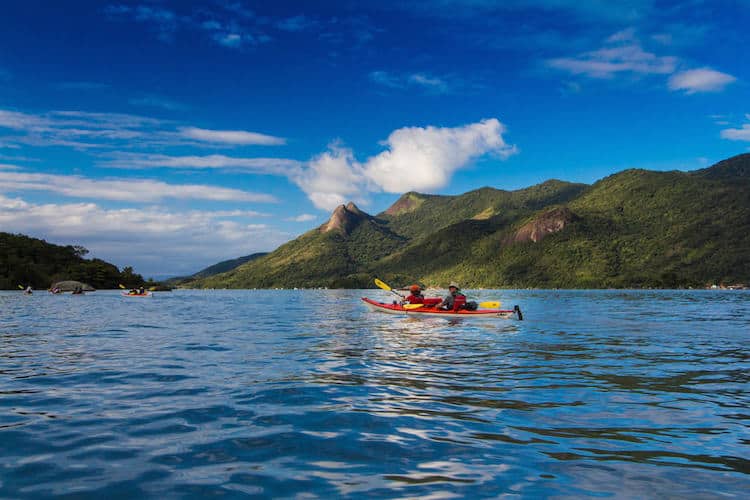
[[0, 232, 144, 289], [379, 180, 587, 241], [392, 162, 749, 288], [192, 203, 405, 288], [183, 154, 750, 289]]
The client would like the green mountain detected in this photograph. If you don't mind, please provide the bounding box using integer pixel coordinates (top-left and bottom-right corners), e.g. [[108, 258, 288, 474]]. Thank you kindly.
[[0, 232, 144, 290], [188, 154, 750, 289], [167, 252, 268, 284]]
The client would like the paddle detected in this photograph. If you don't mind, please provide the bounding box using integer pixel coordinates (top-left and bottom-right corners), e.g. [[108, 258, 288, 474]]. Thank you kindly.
[[118, 284, 126, 289], [374, 278, 405, 299], [403, 303, 424, 310], [17, 284, 24, 289], [479, 301, 501, 308]]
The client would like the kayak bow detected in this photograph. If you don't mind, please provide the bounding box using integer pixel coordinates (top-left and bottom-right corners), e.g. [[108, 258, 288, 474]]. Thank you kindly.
[[362, 297, 522, 320]]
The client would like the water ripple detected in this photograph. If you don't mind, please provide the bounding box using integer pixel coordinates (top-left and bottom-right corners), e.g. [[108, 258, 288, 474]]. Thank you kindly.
[[1, 289, 748, 497]]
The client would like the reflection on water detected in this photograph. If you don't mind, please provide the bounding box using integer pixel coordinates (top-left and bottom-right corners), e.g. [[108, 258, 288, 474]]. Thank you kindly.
[[0, 289, 748, 497]]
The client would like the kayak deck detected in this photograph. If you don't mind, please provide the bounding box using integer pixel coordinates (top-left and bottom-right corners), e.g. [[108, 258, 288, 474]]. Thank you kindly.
[[362, 297, 522, 320], [121, 292, 152, 297]]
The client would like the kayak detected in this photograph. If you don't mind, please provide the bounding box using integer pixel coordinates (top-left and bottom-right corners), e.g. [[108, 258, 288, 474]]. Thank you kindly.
[[362, 297, 523, 320], [121, 292, 152, 297]]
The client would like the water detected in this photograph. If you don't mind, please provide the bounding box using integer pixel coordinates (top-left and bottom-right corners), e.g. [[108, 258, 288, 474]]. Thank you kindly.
[[1, 289, 748, 498]]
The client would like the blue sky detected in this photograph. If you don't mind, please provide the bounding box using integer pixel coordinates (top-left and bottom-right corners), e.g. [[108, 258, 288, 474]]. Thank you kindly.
[[1, 0, 748, 278]]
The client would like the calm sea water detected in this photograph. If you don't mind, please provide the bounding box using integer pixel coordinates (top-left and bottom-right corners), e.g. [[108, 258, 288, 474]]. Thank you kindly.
[[1, 289, 748, 498]]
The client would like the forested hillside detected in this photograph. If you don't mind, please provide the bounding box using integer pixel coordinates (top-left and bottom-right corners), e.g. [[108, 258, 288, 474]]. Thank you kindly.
[[0, 233, 143, 290], [185, 154, 750, 289]]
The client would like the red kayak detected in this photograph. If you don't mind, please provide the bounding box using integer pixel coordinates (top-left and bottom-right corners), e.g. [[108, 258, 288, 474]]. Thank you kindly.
[[362, 297, 522, 320]]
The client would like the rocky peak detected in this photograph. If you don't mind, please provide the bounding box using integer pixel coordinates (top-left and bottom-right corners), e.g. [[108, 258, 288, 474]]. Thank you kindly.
[[321, 202, 369, 235], [384, 192, 424, 216], [512, 207, 577, 244]]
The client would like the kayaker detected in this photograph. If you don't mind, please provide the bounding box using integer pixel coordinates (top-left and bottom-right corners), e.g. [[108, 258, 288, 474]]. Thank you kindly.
[[403, 284, 425, 304], [435, 282, 467, 311]]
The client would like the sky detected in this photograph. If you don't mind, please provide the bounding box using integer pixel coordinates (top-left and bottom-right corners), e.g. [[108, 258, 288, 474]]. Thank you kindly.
[[1, 0, 748, 278]]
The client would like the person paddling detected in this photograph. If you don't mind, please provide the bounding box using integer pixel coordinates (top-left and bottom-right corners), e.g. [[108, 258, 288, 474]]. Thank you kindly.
[[435, 282, 467, 311], [403, 284, 425, 304]]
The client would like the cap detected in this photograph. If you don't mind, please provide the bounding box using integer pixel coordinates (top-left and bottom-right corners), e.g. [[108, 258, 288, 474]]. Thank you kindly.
[[409, 284, 421, 292], [449, 282, 460, 289]]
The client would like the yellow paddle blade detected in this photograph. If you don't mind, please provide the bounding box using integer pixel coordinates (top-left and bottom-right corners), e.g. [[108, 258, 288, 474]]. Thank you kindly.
[[479, 301, 501, 308], [374, 278, 392, 291], [18, 284, 24, 289], [403, 303, 424, 309], [118, 284, 126, 289]]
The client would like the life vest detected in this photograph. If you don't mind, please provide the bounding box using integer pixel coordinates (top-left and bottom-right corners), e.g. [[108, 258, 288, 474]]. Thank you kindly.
[[452, 293, 467, 311], [406, 294, 425, 304]]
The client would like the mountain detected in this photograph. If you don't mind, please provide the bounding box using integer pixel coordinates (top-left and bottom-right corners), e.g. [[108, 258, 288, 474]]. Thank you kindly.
[[186, 153, 750, 289], [167, 252, 268, 284], [193, 202, 405, 288], [0, 232, 144, 290]]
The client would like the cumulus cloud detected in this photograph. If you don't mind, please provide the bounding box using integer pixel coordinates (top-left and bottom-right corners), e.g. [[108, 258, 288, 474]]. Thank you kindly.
[[293, 119, 516, 210], [365, 118, 515, 192], [179, 126, 286, 145], [0, 169, 277, 203], [0, 193, 288, 277], [668, 68, 736, 94], [291, 144, 368, 210]]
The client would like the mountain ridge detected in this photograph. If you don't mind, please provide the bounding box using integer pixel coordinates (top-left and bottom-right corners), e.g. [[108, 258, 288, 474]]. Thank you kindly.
[[185, 154, 750, 289]]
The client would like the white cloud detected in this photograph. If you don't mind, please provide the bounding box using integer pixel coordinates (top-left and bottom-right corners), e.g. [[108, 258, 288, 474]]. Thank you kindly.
[[292, 144, 368, 210], [286, 213, 317, 222], [0, 169, 277, 203], [668, 68, 736, 94], [370, 71, 454, 94], [0, 194, 289, 277], [179, 126, 286, 145], [0, 109, 166, 149], [721, 123, 750, 142], [293, 119, 516, 210], [547, 41, 677, 78], [0, 108, 290, 151], [102, 152, 300, 174], [408, 73, 449, 93], [364, 118, 516, 193]]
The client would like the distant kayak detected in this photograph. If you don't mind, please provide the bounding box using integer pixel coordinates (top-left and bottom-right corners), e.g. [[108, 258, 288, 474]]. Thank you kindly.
[[122, 292, 152, 297], [362, 297, 522, 320]]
